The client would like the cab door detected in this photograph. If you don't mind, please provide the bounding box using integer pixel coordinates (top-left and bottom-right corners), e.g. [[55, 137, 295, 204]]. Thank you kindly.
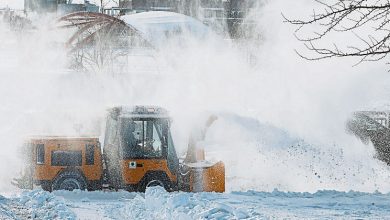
[[121, 119, 173, 185]]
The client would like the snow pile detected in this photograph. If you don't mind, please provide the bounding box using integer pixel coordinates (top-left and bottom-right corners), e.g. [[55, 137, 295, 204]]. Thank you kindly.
[[53, 189, 137, 201], [0, 195, 17, 220], [0, 187, 387, 219], [44, 187, 390, 219], [0, 190, 76, 220], [18, 190, 76, 220], [108, 187, 250, 219]]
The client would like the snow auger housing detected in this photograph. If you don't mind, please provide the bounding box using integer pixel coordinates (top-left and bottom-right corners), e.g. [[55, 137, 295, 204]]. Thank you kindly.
[[14, 106, 225, 193]]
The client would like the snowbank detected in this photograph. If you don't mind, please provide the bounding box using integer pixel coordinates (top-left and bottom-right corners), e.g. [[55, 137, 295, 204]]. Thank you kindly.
[[68, 187, 390, 219], [0, 195, 17, 220], [1, 188, 390, 219], [103, 186, 249, 219], [18, 190, 76, 220], [0, 190, 76, 220]]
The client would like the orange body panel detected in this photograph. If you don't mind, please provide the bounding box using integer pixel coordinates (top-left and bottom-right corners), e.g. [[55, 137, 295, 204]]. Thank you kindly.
[[30, 137, 103, 182], [201, 161, 225, 193], [189, 161, 225, 193], [121, 159, 177, 184]]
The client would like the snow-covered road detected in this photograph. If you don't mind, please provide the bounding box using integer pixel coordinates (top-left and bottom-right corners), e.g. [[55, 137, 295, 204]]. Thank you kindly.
[[1, 187, 390, 219]]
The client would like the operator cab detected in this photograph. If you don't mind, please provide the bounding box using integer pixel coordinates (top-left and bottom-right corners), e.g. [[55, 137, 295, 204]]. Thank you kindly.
[[114, 106, 177, 161], [104, 106, 179, 191]]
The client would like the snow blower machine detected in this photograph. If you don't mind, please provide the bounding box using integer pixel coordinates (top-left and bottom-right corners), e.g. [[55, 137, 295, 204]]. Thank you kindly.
[[13, 106, 225, 193]]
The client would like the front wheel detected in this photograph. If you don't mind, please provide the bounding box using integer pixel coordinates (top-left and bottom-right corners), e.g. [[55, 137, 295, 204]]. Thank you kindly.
[[146, 180, 165, 188], [40, 182, 52, 192], [138, 173, 171, 192]]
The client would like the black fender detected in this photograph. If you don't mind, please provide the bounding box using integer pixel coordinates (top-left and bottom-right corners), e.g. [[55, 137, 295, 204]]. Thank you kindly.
[[138, 171, 177, 192]]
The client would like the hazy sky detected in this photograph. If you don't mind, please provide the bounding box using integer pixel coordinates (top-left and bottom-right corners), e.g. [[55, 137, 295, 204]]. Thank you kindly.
[[0, 0, 23, 9], [0, 0, 101, 9]]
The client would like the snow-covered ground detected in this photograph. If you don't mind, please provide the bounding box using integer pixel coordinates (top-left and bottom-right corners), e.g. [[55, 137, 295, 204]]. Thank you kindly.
[[1, 187, 390, 219]]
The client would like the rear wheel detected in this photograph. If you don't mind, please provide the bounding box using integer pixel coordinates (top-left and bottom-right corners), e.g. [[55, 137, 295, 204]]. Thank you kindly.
[[52, 170, 87, 191]]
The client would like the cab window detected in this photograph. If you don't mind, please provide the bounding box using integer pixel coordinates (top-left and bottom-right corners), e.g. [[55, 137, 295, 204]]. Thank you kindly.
[[85, 144, 95, 165], [51, 151, 82, 166], [36, 144, 45, 164], [121, 118, 164, 159]]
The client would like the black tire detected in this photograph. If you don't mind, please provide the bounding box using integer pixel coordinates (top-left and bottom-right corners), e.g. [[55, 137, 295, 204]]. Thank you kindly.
[[138, 172, 171, 192], [88, 180, 103, 191], [40, 182, 52, 192], [52, 170, 87, 191]]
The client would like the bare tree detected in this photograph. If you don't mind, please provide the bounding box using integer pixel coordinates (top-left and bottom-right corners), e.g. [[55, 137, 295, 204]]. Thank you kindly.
[[284, 0, 390, 65]]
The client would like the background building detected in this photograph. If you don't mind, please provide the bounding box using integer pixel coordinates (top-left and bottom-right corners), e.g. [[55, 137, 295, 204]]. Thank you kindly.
[[23, 0, 257, 38], [24, 0, 99, 14]]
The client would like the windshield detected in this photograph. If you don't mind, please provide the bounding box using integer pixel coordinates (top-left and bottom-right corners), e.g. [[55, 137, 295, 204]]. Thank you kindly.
[[120, 118, 168, 159]]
